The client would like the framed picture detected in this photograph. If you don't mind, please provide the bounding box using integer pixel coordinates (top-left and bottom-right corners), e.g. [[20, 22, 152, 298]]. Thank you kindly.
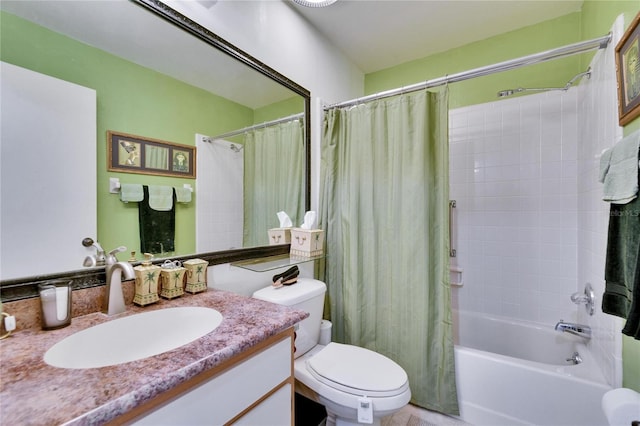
[[615, 11, 640, 126], [107, 131, 196, 178]]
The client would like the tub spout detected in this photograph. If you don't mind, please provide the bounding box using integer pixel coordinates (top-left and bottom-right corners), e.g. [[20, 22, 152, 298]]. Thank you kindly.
[[555, 320, 591, 340]]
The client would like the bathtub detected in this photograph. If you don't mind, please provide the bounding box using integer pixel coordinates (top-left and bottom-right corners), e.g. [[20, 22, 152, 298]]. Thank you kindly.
[[453, 310, 612, 426]]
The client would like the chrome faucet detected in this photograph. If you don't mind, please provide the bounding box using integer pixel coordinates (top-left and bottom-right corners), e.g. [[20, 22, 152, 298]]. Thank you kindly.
[[102, 247, 134, 316], [555, 320, 592, 340]]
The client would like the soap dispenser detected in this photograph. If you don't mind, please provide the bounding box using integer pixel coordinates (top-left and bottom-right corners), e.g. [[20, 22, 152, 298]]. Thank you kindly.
[[133, 253, 160, 306]]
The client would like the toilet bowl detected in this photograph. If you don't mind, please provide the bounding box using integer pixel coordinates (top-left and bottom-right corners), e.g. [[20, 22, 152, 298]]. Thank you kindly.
[[253, 278, 411, 426]]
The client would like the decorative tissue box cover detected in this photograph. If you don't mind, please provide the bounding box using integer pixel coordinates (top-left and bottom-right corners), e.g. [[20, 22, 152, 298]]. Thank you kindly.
[[159, 267, 186, 299], [290, 228, 324, 257], [268, 228, 292, 245], [183, 258, 208, 294]]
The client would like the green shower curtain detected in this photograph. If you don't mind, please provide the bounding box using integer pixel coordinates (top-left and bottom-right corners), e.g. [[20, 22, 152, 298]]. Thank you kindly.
[[243, 119, 305, 247], [319, 89, 459, 415]]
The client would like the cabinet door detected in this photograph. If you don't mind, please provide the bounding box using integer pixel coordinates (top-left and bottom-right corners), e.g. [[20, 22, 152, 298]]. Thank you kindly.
[[133, 336, 292, 425]]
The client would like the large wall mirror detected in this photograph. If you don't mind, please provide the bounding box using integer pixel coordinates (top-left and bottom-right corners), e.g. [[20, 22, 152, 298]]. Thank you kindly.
[[0, 0, 310, 300]]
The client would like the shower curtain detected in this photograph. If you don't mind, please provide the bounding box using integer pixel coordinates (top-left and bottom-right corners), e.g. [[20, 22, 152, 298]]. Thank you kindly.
[[243, 119, 305, 247], [319, 89, 459, 415]]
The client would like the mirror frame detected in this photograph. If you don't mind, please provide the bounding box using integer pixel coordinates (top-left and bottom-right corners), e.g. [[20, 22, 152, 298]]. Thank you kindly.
[[0, 0, 311, 302]]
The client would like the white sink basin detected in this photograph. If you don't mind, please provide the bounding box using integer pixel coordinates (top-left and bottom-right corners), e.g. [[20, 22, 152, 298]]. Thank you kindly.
[[44, 307, 223, 369]]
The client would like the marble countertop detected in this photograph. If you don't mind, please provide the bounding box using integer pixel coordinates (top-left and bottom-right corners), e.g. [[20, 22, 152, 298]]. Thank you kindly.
[[0, 289, 308, 425]]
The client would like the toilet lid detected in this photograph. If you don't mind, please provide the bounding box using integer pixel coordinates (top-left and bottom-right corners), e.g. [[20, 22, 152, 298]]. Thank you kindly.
[[306, 342, 409, 397]]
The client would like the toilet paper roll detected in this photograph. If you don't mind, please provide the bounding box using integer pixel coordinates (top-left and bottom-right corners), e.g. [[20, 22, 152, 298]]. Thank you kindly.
[[319, 320, 332, 345], [602, 388, 640, 426]]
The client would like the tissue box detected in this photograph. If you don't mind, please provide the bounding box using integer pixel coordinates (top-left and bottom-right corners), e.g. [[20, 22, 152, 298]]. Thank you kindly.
[[159, 266, 186, 299], [290, 228, 324, 257], [267, 228, 291, 245]]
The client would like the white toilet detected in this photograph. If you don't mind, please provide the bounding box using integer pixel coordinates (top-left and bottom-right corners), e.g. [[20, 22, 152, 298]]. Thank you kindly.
[[253, 278, 411, 426]]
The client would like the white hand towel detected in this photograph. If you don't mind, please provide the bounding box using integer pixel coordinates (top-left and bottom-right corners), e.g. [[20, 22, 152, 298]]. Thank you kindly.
[[175, 187, 192, 203], [599, 148, 612, 183], [148, 185, 174, 211], [119, 183, 144, 203], [602, 130, 640, 204]]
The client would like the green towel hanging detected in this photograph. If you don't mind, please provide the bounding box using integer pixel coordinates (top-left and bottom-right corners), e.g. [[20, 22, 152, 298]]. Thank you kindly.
[[139, 185, 176, 254], [602, 172, 640, 340]]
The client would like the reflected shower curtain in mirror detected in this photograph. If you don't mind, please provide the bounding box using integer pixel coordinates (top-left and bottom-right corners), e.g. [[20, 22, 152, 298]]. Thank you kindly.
[[243, 119, 305, 247], [319, 90, 458, 415]]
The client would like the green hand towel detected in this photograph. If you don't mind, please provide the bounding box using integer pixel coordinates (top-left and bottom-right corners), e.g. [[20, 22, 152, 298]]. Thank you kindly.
[[139, 185, 176, 254], [602, 172, 640, 340]]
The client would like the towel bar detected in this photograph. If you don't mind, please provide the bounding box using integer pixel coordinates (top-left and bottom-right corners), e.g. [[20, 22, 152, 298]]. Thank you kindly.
[[109, 178, 193, 195]]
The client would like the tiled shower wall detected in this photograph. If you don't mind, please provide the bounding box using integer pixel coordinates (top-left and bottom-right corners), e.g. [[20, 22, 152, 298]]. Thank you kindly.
[[196, 138, 244, 252], [449, 89, 580, 323], [449, 16, 624, 387], [575, 15, 624, 388]]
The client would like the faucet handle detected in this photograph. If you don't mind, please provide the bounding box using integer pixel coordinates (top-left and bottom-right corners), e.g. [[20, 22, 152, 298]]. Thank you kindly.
[[108, 246, 127, 256], [82, 237, 106, 266], [105, 246, 127, 265]]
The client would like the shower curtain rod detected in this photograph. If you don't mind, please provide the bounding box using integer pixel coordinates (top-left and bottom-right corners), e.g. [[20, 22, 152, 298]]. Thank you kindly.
[[208, 112, 304, 141], [324, 32, 612, 110]]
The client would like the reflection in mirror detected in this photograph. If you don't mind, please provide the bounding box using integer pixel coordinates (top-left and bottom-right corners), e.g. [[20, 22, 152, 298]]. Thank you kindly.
[[197, 112, 306, 251], [0, 0, 310, 291]]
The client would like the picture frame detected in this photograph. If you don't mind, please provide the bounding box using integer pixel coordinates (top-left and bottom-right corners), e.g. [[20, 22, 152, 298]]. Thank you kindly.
[[615, 11, 640, 126], [107, 131, 196, 178]]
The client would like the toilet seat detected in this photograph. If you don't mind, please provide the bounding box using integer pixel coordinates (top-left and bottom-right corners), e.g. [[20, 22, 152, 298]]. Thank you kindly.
[[306, 342, 409, 397]]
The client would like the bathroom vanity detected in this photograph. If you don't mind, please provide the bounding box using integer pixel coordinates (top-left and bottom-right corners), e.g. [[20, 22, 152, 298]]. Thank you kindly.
[[0, 289, 307, 425]]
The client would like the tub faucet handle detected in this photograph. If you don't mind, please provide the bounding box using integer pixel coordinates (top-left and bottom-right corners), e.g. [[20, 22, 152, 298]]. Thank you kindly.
[[570, 283, 595, 316]]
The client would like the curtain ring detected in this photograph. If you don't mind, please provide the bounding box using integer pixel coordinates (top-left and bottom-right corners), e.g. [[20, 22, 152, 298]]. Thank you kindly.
[[439, 74, 450, 97]]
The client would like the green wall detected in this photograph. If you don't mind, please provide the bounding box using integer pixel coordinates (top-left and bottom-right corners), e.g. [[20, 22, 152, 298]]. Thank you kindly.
[[365, 13, 583, 109], [365, 1, 640, 391], [0, 11, 254, 259], [255, 96, 305, 123]]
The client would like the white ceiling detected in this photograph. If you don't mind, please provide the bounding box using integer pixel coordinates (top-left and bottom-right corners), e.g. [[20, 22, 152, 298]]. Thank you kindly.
[[289, 0, 584, 73], [1, 0, 585, 108], [0, 0, 294, 109]]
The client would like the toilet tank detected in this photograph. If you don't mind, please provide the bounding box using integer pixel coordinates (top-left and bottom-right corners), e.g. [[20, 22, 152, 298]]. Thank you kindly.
[[253, 278, 326, 358]]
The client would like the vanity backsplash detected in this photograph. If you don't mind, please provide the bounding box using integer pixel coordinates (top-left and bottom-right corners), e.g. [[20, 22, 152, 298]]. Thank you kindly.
[[2, 281, 136, 332]]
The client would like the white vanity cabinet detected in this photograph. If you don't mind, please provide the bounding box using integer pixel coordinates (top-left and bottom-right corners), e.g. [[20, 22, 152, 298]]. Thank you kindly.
[[123, 329, 294, 425]]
